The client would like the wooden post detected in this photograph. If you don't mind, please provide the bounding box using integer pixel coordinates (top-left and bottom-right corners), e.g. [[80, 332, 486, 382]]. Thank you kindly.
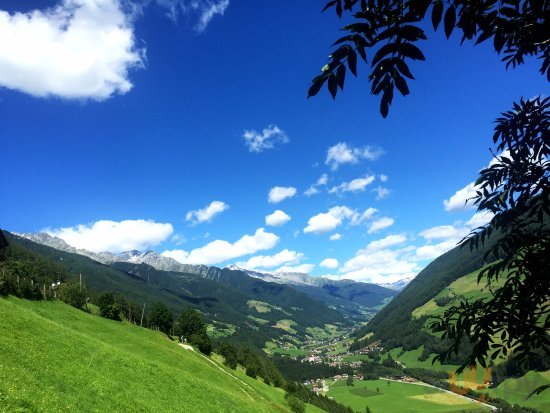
[[79, 273, 82, 291], [140, 303, 146, 327]]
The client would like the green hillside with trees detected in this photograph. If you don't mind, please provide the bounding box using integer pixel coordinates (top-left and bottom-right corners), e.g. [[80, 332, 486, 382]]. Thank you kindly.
[[3, 231, 346, 351], [0, 296, 325, 412]]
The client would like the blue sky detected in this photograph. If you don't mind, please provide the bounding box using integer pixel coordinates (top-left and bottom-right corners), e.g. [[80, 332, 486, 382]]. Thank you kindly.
[[1, 0, 547, 284]]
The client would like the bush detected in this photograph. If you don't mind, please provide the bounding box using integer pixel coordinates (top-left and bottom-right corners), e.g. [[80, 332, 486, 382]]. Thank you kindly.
[[60, 283, 87, 310], [190, 333, 212, 355], [285, 395, 305, 413]]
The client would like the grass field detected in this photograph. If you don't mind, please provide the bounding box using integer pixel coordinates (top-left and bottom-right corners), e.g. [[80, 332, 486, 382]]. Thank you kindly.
[[485, 371, 550, 412], [327, 379, 490, 413], [412, 267, 506, 319], [0, 297, 320, 413]]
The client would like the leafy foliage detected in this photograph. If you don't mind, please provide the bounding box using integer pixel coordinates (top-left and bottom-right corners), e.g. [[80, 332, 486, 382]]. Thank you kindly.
[[310, 0, 549, 116], [430, 97, 550, 373], [149, 302, 174, 335], [0, 241, 67, 300], [176, 307, 212, 355]]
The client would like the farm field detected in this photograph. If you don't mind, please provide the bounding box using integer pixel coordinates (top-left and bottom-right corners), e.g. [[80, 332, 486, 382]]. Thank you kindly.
[[327, 379, 491, 413], [0, 297, 320, 413]]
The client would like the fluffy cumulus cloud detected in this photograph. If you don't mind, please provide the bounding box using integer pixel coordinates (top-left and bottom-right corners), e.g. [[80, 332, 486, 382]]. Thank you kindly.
[[268, 186, 297, 203], [185, 200, 228, 225], [466, 211, 494, 228], [325, 142, 383, 170], [236, 249, 303, 270], [0, 0, 144, 100], [243, 124, 288, 153], [443, 182, 477, 212], [443, 151, 511, 212], [45, 219, 173, 253], [152, 0, 229, 31], [365, 234, 407, 251], [419, 225, 469, 241], [304, 206, 377, 235], [329, 233, 342, 241], [162, 227, 278, 265], [334, 239, 418, 284], [414, 211, 494, 260], [304, 173, 328, 196], [328, 175, 375, 195], [367, 217, 394, 234], [265, 210, 291, 227], [320, 258, 339, 269]]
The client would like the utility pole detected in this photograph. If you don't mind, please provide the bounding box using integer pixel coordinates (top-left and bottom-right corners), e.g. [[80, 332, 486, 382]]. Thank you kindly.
[[140, 303, 146, 327], [79, 273, 82, 291]]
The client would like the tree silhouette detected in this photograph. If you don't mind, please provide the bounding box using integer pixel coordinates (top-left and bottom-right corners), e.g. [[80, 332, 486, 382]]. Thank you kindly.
[[309, 0, 549, 379]]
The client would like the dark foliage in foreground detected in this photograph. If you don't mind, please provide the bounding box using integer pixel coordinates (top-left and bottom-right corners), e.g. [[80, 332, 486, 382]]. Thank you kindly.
[[310, 0, 548, 117]]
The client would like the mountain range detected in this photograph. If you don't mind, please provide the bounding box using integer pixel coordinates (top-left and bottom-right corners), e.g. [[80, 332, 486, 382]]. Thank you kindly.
[[18, 232, 399, 316]]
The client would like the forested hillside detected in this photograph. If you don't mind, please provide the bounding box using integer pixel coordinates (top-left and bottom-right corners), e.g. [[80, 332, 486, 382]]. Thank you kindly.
[[4, 232, 345, 351]]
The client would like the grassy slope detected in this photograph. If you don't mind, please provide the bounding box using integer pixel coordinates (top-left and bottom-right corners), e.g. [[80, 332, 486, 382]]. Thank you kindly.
[[390, 268, 550, 412], [327, 379, 490, 413], [0, 297, 321, 413]]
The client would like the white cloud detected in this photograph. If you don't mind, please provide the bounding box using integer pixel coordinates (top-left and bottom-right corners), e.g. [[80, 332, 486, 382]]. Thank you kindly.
[[317, 173, 329, 186], [338, 246, 419, 284], [243, 124, 289, 153], [186, 201, 228, 225], [152, 0, 229, 31], [45, 219, 173, 253], [443, 182, 478, 212], [415, 240, 458, 261], [367, 217, 394, 234], [265, 210, 291, 227], [379, 174, 388, 182], [419, 225, 469, 241], [236, 249, 303, 270], [162, 227, 278, 265], [305, 173, 328, 196], [466, 211, 494, 228], [195, 0, 229, 31], [275, 264, 315, 274], [0, 0, 144, 100], [374, 186, 390, 200], [363, 234, 407, 252], [414, 212, 493, 261], [325, 142, 383, 170], [443, 151, 511, 212], [320, 258, 339, 269], [328, 175, 375, 195], [329, 233, 341, 241], [304, 206, 377, 235], [304, 186, 320, 196], [268, 186, 297, 203]]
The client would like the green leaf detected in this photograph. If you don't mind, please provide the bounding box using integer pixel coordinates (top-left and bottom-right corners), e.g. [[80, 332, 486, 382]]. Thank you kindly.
[[393, 72, 409, 96], [431, 1, 443, 31], [307, 75, 328, 98], [444, 6, 456, 39], [347, 50, 357, 76], [395, 59, 415, 79], [336, 64, 346, 90], [328, 74, 338, 99], [398, 43, 425, 61]]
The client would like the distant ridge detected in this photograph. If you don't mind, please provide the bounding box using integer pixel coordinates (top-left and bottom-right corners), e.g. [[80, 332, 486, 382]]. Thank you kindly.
[[18, 232, 397, 317]]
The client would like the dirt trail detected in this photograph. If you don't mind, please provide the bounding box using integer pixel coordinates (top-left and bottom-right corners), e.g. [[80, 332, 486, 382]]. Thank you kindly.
[[178, 343, 264, 401]]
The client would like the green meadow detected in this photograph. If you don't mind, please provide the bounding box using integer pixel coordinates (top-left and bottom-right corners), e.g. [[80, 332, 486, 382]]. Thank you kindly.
[[0, 297, 321, 413], [327, 379, 490, 413]]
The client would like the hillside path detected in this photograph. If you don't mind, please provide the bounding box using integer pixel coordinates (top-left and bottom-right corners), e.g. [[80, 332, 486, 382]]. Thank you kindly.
[[178, 343, 265, 401]]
